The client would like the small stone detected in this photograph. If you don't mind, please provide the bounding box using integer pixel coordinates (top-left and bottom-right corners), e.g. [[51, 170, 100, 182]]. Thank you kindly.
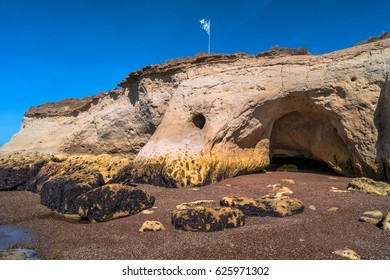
[[277, 164, 298, 172], [309, 205, 317, 211], [328, 177, 339, 180], [327, 207, 339, 212], [330, 187, 349, 193], [333, 249, 361, 260], [299, 238, 305, 242], [139, 220, 165, 232], [141, 210, 154, 215], [191, 188, 199, 191], [225, 184, 232, 187], [267, 184, 293, 195], [358, 210, 383, 225], [281, 179, 295, 185], [176, 200, 215, 210]]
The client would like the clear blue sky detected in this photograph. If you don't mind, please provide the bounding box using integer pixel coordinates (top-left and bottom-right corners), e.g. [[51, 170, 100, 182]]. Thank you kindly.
[[1, 0, 389, 146]]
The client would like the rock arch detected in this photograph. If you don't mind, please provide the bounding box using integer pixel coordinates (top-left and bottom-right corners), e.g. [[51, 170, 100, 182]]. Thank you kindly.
[[269, 110, 353, 175]]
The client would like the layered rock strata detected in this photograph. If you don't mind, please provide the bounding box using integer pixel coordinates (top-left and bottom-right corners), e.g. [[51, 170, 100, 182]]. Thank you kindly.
[[1, 38, 390, 187]]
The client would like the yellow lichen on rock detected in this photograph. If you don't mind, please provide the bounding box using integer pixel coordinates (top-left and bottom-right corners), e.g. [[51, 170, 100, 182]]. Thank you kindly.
[[334, 249, 361, 260], [139, 220, 165, 232], [171, 206, 245, 232], [221, 194, 304, 217]]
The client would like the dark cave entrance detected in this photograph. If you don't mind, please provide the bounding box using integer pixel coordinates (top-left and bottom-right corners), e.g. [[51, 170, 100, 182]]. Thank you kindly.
[[268, 111, 351, 176], [268, 156, 339, 174]]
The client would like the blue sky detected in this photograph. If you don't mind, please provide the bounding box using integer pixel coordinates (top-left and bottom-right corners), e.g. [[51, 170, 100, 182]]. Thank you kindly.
[[1, 0, 389, 146]]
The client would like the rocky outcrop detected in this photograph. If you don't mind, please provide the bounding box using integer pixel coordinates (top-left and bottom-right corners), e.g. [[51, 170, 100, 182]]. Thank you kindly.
[[348, 177, 390, 195], [220, 195, 304, 217], [0, 153, 51, 190], [172, 206, 245, 232], [75, 184, 155, 222], [1, 37, 390, 187]]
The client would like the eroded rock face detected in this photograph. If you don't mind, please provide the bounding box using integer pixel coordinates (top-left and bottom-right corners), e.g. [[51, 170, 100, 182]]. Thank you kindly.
[[2, 38, 390, 187], [75, 184, 155, 222], [220, 195, 304, 217], [172, 206, 245, 232], [0, 153, 51, 190], [348, 177, 390, 196]]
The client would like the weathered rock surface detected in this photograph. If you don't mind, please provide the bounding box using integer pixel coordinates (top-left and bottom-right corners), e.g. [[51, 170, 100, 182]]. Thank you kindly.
[[1, 38, 390, 187], [139, 220, 165, 232], [348, 177, 390, 195], [220, 194, 304, 217], [75, 184, 155, 222], [172, 206, 245, 232], [38, 161, 105, 214], [0, 153, 51, 190]]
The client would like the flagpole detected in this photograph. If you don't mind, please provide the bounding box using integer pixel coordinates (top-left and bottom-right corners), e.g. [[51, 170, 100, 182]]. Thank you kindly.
[[208, 20, 211, 54]]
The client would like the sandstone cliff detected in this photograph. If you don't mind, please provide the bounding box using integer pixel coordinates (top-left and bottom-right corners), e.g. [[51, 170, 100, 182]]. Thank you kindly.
[[1, 39, 390, 187]]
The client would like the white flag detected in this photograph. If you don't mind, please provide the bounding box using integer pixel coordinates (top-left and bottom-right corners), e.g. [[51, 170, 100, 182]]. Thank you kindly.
[[200, 19, 210, 35]]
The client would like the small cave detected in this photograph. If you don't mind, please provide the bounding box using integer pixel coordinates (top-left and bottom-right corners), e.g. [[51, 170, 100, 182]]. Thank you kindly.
[[192, 113, 206, 129], [268, 110, 351, 176]]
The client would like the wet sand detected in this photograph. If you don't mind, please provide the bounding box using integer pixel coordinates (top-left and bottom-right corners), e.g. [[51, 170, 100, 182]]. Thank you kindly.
[[1, 171, 389, 260]]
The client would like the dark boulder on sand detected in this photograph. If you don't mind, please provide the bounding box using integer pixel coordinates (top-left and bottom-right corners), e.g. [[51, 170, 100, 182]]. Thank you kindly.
[[38, 162, 104, 214], [172, 206, 245, 232], [75, 184, 155, 222], [220, 194, 304, 217]]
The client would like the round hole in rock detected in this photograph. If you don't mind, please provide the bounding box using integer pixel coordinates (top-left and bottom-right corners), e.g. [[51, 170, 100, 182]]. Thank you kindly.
[[192, 113, 206, 129], [351, 76, 357, 82]]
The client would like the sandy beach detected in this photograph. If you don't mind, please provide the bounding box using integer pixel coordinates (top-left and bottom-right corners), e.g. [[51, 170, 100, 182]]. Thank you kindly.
[[1, 170, 389, 260]]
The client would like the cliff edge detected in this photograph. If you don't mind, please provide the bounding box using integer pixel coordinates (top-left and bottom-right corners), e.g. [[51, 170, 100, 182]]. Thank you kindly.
[[1, 38, 390, 187]]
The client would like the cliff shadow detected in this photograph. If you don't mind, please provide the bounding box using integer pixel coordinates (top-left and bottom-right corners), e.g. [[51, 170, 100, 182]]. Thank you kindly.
[[374, 74, 390, 181]]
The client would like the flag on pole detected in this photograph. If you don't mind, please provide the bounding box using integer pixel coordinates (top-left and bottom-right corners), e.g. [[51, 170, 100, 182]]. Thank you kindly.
[[200, 19, 210, 35], [200, 19, 211, 53]]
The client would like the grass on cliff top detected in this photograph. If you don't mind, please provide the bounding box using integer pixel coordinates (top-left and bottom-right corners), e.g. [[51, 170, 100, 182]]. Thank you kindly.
[[256, 46, 311, 58], [356, 31, 390, 46]]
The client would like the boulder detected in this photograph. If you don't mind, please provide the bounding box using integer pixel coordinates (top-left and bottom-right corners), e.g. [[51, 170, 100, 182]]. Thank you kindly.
[[139, 220, 165, 232], [38, 162, 105, 214], [347, 178, 390, 196], [172, 206, 245, 232], [220, 194, 304, 217], [75, 184, 155, 222]]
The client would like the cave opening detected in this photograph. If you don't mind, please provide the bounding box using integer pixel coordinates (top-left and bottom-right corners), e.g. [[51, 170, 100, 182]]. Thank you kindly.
[[268, 156, 339, 174], [268, 110, 350, 176]]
